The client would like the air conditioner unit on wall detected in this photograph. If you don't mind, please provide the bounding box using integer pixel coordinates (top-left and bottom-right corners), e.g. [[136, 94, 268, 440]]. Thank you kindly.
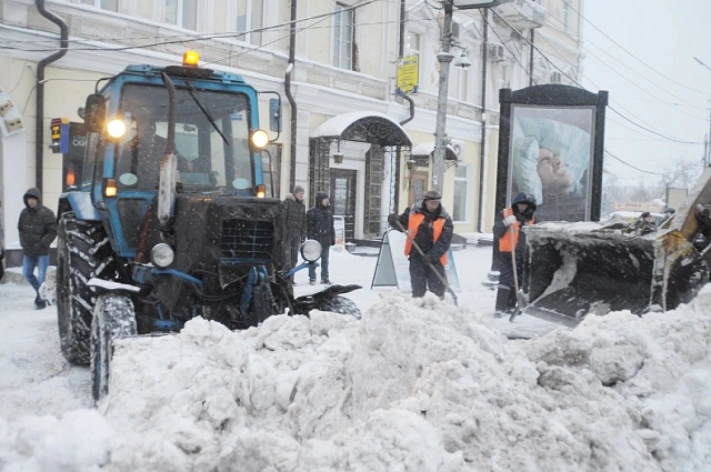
[[451, 21, 461, 41], [488, 43, 505, 62]]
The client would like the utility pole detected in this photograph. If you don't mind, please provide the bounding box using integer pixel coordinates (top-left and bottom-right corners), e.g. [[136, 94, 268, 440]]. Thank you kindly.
[[431, 1, 455, 193], [432, 0, 509, 193]]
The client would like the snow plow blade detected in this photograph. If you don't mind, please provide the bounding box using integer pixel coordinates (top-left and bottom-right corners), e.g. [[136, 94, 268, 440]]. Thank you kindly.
[[522, 226, 709, 327]]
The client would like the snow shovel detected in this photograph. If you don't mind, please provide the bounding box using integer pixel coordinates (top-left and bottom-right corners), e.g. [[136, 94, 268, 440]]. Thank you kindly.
[[508, 225, 527, 323], [393, 219, 458, 306]]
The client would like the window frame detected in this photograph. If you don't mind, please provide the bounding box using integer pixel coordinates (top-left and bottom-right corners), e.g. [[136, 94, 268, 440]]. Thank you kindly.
[[332, 3, 355, 70], [452, 164, 472, 224], [79, 0, 119, 11], [163, 0, 198, 31]]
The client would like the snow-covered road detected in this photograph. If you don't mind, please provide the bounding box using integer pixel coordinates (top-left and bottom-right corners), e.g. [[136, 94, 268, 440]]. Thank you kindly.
[[1, 245, 709, 471]]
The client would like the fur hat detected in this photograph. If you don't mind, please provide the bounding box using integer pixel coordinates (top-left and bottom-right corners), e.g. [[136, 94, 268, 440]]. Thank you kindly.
[[423, 190, 442, 202]]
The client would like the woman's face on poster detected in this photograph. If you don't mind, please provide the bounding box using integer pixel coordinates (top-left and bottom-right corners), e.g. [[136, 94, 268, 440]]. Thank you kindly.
[[537, 148, 574, 197]]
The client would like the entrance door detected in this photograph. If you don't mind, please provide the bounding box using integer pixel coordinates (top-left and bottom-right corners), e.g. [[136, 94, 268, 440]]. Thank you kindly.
[[408, 171, 428, 206], [330, 169, 357, 241]]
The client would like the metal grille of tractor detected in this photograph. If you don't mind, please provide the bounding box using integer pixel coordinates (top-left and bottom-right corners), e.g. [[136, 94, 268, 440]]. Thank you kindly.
[[220, 219, 274, 264]]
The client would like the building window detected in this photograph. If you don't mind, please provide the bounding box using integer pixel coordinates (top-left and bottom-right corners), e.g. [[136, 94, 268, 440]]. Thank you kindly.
[[80, 0, 118, 11], [449, 67, 469, 101], [453, 164, 471, 223], [232, 0, 263, 45], [333, 3, 354, 70], [562, 1, 571, 33], [405, 31, 422, 89], [164, 0, 198, 30], [262, 144, 281, 198]]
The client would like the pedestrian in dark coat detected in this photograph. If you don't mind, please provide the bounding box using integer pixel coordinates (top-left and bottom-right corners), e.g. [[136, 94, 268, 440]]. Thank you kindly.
[[18, 188, 57, 309], [388, 190, 454, 299], [492, 192, 536, 317], [282, 185, 306, 282], [307, 192, 335, 285]]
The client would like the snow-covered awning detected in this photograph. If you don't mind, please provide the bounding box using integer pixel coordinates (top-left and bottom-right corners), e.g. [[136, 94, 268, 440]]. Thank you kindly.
[[311, 111, 412, 147], [410, 141, 459, 161]]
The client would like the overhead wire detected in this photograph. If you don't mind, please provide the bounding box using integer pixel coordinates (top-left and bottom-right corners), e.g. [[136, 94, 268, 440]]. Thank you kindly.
[[0, 0, 378, 54], [490, 8, 703, 146], [563, 0, 711, 95]]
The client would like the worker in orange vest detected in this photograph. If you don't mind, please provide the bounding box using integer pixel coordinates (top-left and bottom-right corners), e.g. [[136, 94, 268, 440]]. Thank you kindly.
[[388, 190, 454, 299], [492, 192, 537, 317]]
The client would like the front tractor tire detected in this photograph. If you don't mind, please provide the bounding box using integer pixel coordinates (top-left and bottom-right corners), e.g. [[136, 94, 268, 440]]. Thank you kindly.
[[91, 294, 137, 403], [56, 213, 118, 365]]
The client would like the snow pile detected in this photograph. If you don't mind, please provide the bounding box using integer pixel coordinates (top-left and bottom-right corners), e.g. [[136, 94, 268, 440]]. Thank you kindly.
[[1, 288, 711, 471]]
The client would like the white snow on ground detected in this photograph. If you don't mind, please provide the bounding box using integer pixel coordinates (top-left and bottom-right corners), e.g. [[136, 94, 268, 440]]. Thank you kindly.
[[0, 245, 710, 471]]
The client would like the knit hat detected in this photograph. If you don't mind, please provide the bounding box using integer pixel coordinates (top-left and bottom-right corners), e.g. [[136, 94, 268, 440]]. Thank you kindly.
[[292, 185, 305, 195], [423, 190, 441, 202]]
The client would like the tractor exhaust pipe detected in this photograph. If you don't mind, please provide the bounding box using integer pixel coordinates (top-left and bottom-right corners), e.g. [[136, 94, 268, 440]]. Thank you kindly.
[[158, 72, 178, 239]]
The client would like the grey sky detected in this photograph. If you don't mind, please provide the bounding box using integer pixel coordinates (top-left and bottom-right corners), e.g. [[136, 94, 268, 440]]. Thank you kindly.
[[581, 0, 711, 182]]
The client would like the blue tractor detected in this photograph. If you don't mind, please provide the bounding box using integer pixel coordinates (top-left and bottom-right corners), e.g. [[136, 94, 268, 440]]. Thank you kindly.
[[55, 53, 360, 401]]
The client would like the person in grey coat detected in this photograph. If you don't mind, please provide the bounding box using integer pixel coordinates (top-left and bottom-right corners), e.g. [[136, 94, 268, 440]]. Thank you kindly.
[[18, 188, 57, 309], [307, 192, 335, 285], [282, 185, 306, 283]]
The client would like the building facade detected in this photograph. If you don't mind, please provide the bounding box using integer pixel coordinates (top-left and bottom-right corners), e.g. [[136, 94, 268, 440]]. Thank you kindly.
[[0, 0, 583, 252]]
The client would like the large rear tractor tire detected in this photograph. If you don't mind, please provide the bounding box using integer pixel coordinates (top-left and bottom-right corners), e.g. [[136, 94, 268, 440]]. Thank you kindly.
[[317, 295, 361, 320], [56, 213, 118, 365], [91, 294, 137, 403]]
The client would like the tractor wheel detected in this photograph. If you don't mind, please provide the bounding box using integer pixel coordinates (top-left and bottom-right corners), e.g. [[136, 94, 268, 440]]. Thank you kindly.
[[316, 295, 361, 320], [56, 213, 118, 365], [91, 293, 137, 403]]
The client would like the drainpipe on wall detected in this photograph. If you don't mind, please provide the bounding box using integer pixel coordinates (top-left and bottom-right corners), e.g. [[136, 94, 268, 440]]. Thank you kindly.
[[395, 0, 415, 212], [36, 0, 69, 193], [477, 9, 489, 233], [529, 29, 535, 87], [285, 0, 298, 194]]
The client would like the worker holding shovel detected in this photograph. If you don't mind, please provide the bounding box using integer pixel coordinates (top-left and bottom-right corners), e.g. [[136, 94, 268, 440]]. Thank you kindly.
[[492, 192, 537, 318], [388, 190, 454, 301]]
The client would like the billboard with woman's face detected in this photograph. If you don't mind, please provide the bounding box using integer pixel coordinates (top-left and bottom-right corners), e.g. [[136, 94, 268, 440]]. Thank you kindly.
[[508, 106, 596, 222], [495, 85, 608, 222]]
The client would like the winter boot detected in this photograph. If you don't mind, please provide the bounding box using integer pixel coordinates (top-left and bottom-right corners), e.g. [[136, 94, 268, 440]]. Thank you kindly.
[[494, 286, 511, 318]]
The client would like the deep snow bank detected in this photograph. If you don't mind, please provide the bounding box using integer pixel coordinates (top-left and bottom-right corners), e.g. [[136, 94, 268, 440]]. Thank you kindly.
[[1, 288, 711, 471]]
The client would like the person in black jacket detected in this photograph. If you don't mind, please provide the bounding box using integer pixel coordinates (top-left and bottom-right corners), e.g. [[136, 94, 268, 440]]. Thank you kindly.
[[388, 190, 454, 299], [18, 188, 57, 309], [282, 185, 306, 283], [492, 192, 536, 317], [307, 192, 335, 285]]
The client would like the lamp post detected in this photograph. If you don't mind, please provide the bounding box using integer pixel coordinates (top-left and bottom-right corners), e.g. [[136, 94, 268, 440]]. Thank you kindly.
[[431, 0, 511, 192]]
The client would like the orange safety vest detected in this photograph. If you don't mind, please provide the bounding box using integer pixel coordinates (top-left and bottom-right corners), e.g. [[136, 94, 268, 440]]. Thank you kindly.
[[405, 212, 448, 266], [499, 208, 533, 252]]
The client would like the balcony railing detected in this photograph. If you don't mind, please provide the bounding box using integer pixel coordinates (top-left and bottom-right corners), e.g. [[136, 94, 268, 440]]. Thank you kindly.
[[493, 0, 547, 30]]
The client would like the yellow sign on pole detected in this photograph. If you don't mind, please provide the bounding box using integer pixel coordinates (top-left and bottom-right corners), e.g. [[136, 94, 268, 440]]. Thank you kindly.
[[397, 55, 419, 94]]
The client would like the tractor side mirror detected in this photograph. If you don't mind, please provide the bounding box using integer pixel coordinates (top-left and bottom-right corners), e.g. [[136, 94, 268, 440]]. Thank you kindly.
[[83, 94, 106, 133], [269, 97, 281, 133]]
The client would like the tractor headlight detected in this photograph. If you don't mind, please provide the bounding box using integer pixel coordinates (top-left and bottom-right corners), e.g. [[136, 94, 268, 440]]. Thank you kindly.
[[150, 243, 175, 268], [250, 129, 269, 149], [106, 119, 127, 139], [300, 239, 322, 262]]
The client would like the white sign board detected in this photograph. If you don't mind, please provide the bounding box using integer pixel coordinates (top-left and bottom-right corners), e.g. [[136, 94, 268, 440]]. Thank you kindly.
[[372, 230, 460, 293]]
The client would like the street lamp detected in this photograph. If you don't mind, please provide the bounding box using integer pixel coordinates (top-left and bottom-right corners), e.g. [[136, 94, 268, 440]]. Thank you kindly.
[[431, 0, 512, 192]]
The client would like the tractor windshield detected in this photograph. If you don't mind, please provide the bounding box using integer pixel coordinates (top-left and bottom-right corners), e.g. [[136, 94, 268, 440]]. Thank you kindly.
[[114, 83, 254, 193]]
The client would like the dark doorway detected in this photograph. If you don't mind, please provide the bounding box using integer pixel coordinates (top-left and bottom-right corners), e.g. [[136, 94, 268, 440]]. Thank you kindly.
[[330, 168, 357, 241]]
